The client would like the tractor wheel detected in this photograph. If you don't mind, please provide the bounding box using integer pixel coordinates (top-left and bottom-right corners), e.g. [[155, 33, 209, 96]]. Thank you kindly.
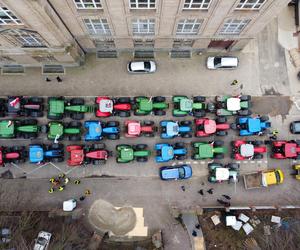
[[180, 120, 192, 126], [30, 110, 43, 118], [51, 143, 63, 150], [214, 153, 224, 159], [24, 132, 37, 139], [52, 157, 64, 163], [71, 113, 84, 120], [12, 159, 23, 164], [214, 140, 224, 146], [93, 143, 105, 150], [69, 121, 82, 128], [30, 97, 44, 104], [70, 98, 84, 105], [12, 146, 22, 152], [136, 144, 147, 150], [227, 163, 240, 170], [69, 135, 81, 141], [153, 96, 166, 103], [47, 114, 63, 120], [182, 133, 192, 138], [177, 155, 186, 161], [134, 96, 147, 102], [238, 109, 252, 116], [253, 140, 263, 146], [230, 123, 237, 130], [175, 142, 185, 148], [144, 132, 154, 137], [143, 120, 154, 126], [193, 96, 206, 103], [23, 119, 38, 125], [260, 115, 269, 122], [253, 154, 263, 160], [107, 133, 120, 140], [92, 159, 106, 165], [41, 125, 49, 134], [216, 116, 227, 124], [137, 157, 148, 163], [107, 121, 119, 127], [118, 97, 131, 103], [240, 95, 251, 101], [119, 111, 130, 117], [154, 110, 166, 116], [193, 110, 205, 118], [216, 131, 227, 136]]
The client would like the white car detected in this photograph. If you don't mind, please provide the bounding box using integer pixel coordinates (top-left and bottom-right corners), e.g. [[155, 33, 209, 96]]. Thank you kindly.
[[206, 56, 238, 69], [127, 61, 156, 73], [34, 231, 52, 250]]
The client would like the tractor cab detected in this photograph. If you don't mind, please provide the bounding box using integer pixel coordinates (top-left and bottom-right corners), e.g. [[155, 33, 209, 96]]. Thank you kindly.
[[69, 149, 84, 164], [49, 122, 64, 139], [198, 144, 214, 159], [29, 145, 44, 163], [180, 98, 193, 112], [204, 119, 217, 134], [120, 147, 134, 162], [7, 96, 21, 115], [246, 118, 261, 133], [215, 168, 230, 181], [240, 144, 254, 158], [87, 122, 102, 139], [139, 99, 153, 112], [127, 121, 141, 136], [49, 98, 64, 117], [166, 122, 179, 137], [161, 145, 174, 161], [99, 99, 113, 113], [226, 98, 241, 111], [0, 120, 14, 138]]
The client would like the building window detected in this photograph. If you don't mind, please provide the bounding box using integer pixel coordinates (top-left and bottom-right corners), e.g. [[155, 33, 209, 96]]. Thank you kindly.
[[183, 0, 211, 9], [236, 0, 266, 10], [0, 7, 22, 25], [1, 29, 47, 47], [176, 19, 203, 35], [130, 0, 156, 9], [132, 19, 155, 35], [219, 19, 250, 35], [83, 18, 111, 35], [94, 39, 116, 49], [173, 39, 194, 48], [73, 0, 102, 9], [133, 39, 154, 48]]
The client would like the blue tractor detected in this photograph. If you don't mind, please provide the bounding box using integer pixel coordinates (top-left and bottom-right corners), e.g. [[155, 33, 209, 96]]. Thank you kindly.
[[155, 143, 187, 162], [231, 116, 271, 136], [29, 143, 64, 163], [84, 120, 120, 141], [160, 120, 192, 139]]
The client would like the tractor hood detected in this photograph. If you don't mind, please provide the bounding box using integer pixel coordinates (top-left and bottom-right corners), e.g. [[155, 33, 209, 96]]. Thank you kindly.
[[29, 146, 44, 163]]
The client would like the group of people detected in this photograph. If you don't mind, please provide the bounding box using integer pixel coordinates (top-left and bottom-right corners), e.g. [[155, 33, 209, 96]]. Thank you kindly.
[[48, 173, 81, 193]]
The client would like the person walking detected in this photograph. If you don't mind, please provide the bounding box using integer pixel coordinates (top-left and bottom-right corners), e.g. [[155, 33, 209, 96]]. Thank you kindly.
[[231, 80, 239, 86], [58, 185, 65, 192], [56, 76, 62, 82], [45, 77, 51, 82], [74, 180, 81, 185], [85, 189, 91, 195], [48, 188, 54, 194], [64, 177, 70, 185]]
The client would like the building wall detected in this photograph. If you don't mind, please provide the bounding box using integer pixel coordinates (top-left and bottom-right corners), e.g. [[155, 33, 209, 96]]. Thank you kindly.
[[0, 0, 291, 67]]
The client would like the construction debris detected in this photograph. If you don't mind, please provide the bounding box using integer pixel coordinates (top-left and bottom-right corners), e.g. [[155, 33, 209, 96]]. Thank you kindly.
[[231, 221, 243, 231], [238, 213, 250, 223], [226, 216, 237, 226], [243, 223, 254, 235], [264, 225, 271, 236], [271, 216, 281, 224], [211, 215, 221, 226]]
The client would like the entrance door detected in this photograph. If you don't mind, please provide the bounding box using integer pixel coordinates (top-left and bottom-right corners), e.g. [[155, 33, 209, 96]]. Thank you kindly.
[[208, 40, 235, 50]]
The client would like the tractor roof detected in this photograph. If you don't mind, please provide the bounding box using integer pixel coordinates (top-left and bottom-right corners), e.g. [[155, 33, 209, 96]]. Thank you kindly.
[[49, 122, 64, 136], [87, 122, 102, 138], [49, 99, 64, 113], [215, 168, 230, 181], [99, 99, 113, 113], [127, 121, 141, 135], [70, 149, 84, 163], [161, 145, 174, 161], [247, 118, 261, 133], [166, 122, 179, 137], [240, 144, 254, 157], [198, 143, 213, 158], [29, 145, 44, 163], [204, 119, 216, 134], [227, 98, 241, 111], [120, 147, 134, 161], [0, 121, 14, 136], [139, 99, 153, 111], [180, 98, 193, 112]]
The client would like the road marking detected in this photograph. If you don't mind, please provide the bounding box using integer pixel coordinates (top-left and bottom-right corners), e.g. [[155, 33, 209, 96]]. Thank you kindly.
[[193, 161, 198, 164], [10, 163, 26, 173], [200, 161, 205, 164], [26, 163, 49, 175], [178, 162, 183, 164], [264, 161, 268, 164], [49, 162, 62, 172], [250, 161, 255, 164], [257, 161, 262, 164], [186, 161, 191, 164]]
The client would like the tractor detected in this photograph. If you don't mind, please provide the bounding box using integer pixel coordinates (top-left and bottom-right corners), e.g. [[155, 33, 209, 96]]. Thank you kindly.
[[208, 162, 239, 183], [95, 96, 132, 117], [231, 140, 267, 160], [160, 120, 192, 139], [84, 120, 120, 141], [292, 164, 300, 180], [47, 97, 94, 120], [195, 117, 230, 137], [0, 119, 40, 139], [67, 143, 112, 166], [29, 143, 64, 163], [192, 141, 226, 160], [6, 96, 44, 117], [133, 96, 169, 116], [116, 144, 151, 163], [124, 120, 157, 137], [211, 95, 252, 116], [172, 95, 206, 117], [231, 116, 271, 136], [43, 121, 82, 141], [0, 146, 27, 165], [270, 140, 300, 159], [155, 143, 187, 163]]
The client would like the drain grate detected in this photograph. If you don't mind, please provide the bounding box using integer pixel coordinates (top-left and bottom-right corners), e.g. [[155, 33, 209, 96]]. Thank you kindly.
[[1, 64, 24, 75], [42, 64, 65, 75]]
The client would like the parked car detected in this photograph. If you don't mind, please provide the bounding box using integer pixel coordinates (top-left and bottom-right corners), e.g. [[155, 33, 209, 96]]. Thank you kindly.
[[127, 61, 156, 73], [206, 56, 238, 69], [159, 165, 192, 180], [290, 121, 300, 134], [34, 231, 52, 250]]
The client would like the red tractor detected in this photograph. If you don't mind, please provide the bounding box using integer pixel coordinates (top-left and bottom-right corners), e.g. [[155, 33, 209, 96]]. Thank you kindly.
[[125, 120, 157, 138], [232, 140, 267, 160], [195, 117, 230, 137], [67, 143, 112, 166], [271, 140, 300, 159], [0, 146, 27, 165], [95, 96, 132, 117]]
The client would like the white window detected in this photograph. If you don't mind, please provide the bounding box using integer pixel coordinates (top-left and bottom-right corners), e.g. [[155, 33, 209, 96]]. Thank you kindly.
[[219, 19, 250, 35], [0, 7, 22, 25], [73, 0, 102, 9], [236, 0, 266, 10], [130, 0, 156, 9], [132, 19, 155, 35], [1, 29, 47, 47], [176, 19, 203, 35], [183, 0, 211, 9], [83, 18, 111, 35]]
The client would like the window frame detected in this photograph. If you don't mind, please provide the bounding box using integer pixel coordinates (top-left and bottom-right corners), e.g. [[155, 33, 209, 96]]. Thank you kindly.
[[73, 0, 102, 9], [235, 0, 266, 10], [83, 18, 111, 36], [0, 6, 22, 25], [129, 0, 156, 9], [176, 19, 203, 35], [183, 0, 212, 10], [219, 19, 250, 35], [132, 18, 155, 36]]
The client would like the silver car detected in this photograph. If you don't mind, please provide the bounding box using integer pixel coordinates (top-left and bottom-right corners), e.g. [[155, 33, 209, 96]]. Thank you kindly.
[[127, 61, 156, 73]]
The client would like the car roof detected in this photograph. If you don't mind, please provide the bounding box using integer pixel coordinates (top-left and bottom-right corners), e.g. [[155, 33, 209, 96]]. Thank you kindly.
[[130, 61, 145, 71], [221, 57, 238, 66]]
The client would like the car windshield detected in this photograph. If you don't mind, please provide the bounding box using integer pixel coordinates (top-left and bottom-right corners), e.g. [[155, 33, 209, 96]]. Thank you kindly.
[[144, 62, 151, 70], [128, 63, 132, 71], [213, 57, 222, 66], [37, 237, 47, 245], [275, 171, 281, 183], [178, 168, 185, 178], [294, 122, 300, 132]]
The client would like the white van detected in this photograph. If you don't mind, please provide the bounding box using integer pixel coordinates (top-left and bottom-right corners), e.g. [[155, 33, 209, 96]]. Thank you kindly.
[[206, 56, 238, 69]]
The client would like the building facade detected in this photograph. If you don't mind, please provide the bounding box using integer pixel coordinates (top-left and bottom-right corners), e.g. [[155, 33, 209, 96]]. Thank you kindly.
[[0, 0, 291, 70]]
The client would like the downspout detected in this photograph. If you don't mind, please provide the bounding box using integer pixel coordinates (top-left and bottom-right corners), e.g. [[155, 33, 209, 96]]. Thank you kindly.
[[46, 0, 86, 55], [295, 0, 299, 27]]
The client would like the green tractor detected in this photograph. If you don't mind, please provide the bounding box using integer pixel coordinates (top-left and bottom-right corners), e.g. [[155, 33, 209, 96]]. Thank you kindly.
[[172, 95, 206, 117], [116, 144, 151, 163], [42, 121, 82, 141], [47, 97, 94, 120], [0, 119, 40, 139], [192, 141, 227, 160], [133, 96, 169, 116]]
